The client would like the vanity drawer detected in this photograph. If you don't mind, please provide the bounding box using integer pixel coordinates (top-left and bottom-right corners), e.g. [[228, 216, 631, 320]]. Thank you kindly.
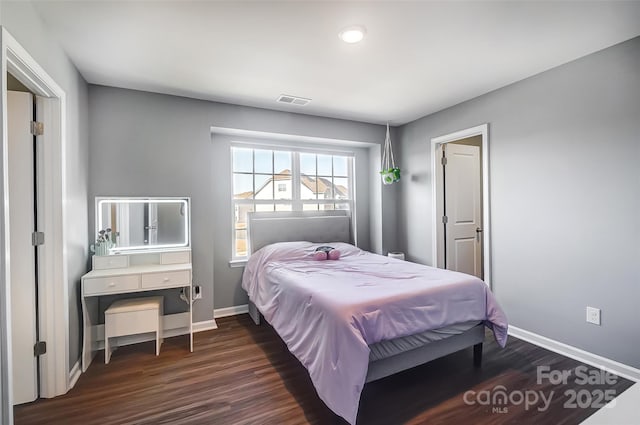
[[161, 250, 191, 265], [141, 270, 190, 289], [84, 275, 140, 295], [92, 255, 129, 270]]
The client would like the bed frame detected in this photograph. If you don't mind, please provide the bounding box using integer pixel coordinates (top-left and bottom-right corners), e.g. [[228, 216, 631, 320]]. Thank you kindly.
[[245, 210, 484, 383]]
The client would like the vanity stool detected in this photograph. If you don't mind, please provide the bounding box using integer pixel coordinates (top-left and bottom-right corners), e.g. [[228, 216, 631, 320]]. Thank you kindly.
[[104, 296, 164, 364]]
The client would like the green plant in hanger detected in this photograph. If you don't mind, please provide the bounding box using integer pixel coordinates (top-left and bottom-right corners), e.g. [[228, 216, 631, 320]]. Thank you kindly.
[[380, 123, 400, 184]]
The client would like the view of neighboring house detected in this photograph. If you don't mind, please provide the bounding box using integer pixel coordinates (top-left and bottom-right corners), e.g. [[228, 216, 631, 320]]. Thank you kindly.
[[233, 169, 349, 256], [235, 169, 348, 201]]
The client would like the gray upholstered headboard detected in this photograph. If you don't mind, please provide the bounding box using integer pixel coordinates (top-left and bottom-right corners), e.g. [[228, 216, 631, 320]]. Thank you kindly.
[[247, 211, 352, 254]]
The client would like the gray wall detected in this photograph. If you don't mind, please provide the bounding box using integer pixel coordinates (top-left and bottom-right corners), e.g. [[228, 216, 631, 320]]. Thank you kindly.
[[88, 85, 396, 319], [1, 2, 90, 370], [397, 37, 640, 368]]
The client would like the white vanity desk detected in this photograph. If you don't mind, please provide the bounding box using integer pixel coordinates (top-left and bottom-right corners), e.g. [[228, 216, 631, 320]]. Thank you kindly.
[[81, 248, 193, 372]]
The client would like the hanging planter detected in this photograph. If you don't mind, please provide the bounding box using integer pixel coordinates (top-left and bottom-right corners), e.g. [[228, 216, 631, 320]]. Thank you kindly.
[[381, 167, 401, 185], [380, 123, 400, 185]]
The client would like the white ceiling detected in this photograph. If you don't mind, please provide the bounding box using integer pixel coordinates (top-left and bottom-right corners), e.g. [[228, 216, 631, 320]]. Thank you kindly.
[[32, 1, 640, 125]]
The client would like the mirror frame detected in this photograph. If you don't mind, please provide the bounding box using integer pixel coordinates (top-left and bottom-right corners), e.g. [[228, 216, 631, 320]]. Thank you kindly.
[[95, 196, 191, 253]]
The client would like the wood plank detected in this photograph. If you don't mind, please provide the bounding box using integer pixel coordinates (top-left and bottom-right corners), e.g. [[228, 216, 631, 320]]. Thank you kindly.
[[15, 315, 633, 424]]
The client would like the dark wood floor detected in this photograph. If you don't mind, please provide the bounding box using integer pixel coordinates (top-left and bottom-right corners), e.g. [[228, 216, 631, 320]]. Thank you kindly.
[[15, 315, 633, 425]]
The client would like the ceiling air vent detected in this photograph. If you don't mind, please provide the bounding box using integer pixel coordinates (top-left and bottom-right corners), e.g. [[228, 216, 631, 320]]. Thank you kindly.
[[277, 94, 311, 106]]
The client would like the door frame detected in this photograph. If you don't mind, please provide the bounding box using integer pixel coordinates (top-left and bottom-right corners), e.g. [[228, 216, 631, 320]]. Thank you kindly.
[[430, 124, 491, 287], [0, 27, 69, 422]]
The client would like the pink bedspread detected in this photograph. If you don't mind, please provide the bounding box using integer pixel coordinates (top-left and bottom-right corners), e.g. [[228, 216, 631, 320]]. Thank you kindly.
[[242, 242, 508, 424]]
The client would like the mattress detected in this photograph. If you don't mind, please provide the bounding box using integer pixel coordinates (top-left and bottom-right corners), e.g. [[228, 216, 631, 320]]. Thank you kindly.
[[242, 241, 508, 425], [368, 320, 483, 362]]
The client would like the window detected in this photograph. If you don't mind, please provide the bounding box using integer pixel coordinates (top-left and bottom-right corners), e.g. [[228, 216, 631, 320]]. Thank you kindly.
[[232, 146, 354, 258]]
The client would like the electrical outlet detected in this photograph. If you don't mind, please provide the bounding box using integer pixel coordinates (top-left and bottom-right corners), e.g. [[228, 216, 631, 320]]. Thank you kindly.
[[586, 306, 601, 325], [193, 285, 202, 300]]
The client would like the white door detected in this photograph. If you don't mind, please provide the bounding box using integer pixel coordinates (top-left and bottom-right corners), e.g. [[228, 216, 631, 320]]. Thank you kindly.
[[443, 143, 482, 278], [8, 91, 39, 404]]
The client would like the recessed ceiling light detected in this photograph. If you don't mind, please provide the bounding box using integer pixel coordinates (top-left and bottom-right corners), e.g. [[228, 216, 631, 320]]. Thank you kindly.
[[339, 26, 366, 44]]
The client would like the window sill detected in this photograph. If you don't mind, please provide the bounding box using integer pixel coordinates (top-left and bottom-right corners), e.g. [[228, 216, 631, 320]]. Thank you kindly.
[[229, 259, 248, 268]]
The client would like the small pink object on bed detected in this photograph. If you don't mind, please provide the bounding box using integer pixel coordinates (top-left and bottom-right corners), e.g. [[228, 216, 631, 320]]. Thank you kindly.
[[311, 251, 327, 261], [312, 246, 341, 260], [327, 249, 341, 260]]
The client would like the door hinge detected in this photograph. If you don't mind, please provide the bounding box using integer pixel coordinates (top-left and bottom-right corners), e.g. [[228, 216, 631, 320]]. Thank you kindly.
[[442, 215, 448, 224], [32, 231, 45, 246], [30, 121, 44, 136], [34, 341, 46, 357], [441, 156, 447, 166]]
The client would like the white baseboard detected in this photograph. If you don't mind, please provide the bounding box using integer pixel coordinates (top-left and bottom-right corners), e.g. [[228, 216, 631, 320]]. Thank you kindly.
[[508, 326, 640, 383], [193, 319, 218, 332], [214, 304, 248, 318], [68, 359, 81, 390]]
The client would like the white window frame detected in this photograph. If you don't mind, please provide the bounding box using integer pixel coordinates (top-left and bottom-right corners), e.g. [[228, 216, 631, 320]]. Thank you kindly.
[[230, 144, 355, 261]]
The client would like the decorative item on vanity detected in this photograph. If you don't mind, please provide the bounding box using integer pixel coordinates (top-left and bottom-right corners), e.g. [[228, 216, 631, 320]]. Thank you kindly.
[[380, 123, 400, 185], [91, 228, 116, 256]]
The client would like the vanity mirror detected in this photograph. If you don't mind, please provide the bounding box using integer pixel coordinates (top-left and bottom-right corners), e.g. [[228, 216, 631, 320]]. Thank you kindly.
[[96, 197, 190, 252]]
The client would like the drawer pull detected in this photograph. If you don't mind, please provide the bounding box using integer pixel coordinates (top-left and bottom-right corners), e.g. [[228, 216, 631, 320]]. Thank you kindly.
[[163, 278, 170, 282], [108, 282, 116, 287]]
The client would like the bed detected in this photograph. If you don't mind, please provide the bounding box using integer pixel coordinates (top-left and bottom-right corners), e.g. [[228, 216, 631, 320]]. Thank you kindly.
[[242, 211, 508, 424]]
